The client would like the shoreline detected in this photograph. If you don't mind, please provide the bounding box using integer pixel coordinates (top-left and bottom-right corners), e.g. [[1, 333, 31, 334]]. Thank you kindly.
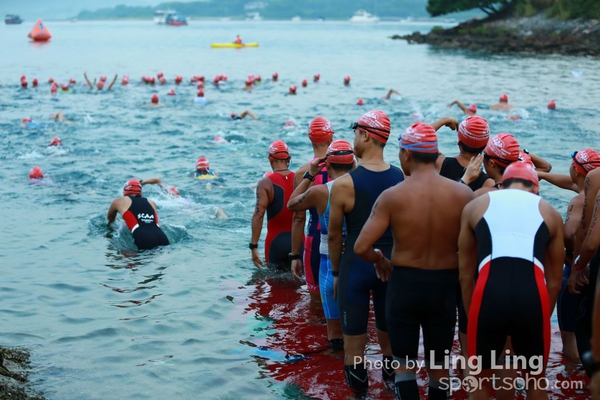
[[393, 15, 600, 56], [0, 347, 44, 400]]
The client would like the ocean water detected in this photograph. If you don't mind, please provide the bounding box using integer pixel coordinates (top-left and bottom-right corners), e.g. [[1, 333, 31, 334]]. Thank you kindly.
[[1, 20, 599, 399]]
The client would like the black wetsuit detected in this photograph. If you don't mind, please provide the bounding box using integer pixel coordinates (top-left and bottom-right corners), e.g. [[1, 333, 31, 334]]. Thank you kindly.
[[122, 197, 169, 250], [440, 157, 489, 191]]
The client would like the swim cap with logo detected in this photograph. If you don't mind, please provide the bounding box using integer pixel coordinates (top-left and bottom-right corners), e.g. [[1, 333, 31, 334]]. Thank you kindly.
[[356, 110, 391, 144], [308, 116, 334, 144], [29, 166, 43, 179], [519, 151, 533, 166], [268, 140, 290, 160], [572, 148, 600, 176], [499, 93, 509, 102], [400, 122, 438, 153], [484, 133, 520, 168], [196, 157, 209, 171], [458, 115, 490, 149], [502, 162, 539, 188], [326, 140, 354, 164], [123, 178, 142, 196]]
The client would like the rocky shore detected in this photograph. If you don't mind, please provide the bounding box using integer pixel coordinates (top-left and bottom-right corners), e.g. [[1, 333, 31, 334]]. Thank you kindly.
[[393, 15, 600, 56], [0, 347, 44, 400]]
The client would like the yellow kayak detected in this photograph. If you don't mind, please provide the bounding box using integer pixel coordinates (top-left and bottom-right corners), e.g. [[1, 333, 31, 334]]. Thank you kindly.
[[211, 42, 259, 48]]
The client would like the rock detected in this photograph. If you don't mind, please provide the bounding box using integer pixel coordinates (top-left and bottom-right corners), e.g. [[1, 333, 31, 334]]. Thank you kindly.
[[0, 347, 45, 400]]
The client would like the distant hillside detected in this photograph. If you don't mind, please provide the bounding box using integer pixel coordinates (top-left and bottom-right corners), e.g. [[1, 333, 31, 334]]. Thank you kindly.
[[76, 0, 433, 20]]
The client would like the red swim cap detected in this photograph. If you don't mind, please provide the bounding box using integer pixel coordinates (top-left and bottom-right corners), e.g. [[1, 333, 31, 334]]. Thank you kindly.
[[308, 116, 334, 144], [22, 117, 32, 124], [357, 98, 364, 106], [499, 93, 509, 102], [97, 81, 105, 90], [547, 100, 556, 110], [197, 89, 204, 97], [168, 89, 175, 96], [289, 85, 297, 93], [256, 75, 262, 82], [519, 151, 533, 166], [272, 72, 278, 80], [502, 162, 539, 187], [468, 103, 477, 113], [123, 178, 142, 196], [61, 83, 69, 91], [175, 75, 182, 84], [170, 187, 180, 197], [572, 148, 600, 175], [458, 115, 490, 149], [21, 75, 26, 82], [21, 81, 28, 88], [50, 83, 58, 93], [356, 110, 391, 144], [157, 72, 164, 78], [100, 76, 107, 82], [199, 75, 205, 82], [151, 94, 159, 104], [32, 78, 38, 87], [29, 166, 43, 179], [344, 76, 350, 84], [314, 73, 320, 81], [48, 77, 54, 83], [485, 133, 521, 167], [159, 77, 167, 85], [302, 79, 307, 87], [268, 140, 290, 160], [327, 140, 354, 164], [222, 74, 228, 81], [69, 78, 76, 84], [50, 137, 62, 146], [196, 157, 209, 171], [149, 77, 155, 84], [400, 122, 438, 153], [245, 79, 253, 86]]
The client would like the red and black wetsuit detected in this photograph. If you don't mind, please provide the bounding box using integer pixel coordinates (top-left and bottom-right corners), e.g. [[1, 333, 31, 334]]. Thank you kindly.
[[265, 172, 296, 269], [122, 196, 169, 250], [468, 189, 551, 369]]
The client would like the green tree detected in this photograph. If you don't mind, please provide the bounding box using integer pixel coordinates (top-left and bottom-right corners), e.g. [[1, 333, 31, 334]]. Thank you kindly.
[[427, 0, 518, 17]]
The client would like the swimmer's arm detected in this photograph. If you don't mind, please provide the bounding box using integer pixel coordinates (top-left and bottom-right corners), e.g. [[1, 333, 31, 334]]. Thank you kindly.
[[593, 276, 600, 360], [529, 152, 552, 173], [577, 191, 600, 270], [565, 198, 583, 257], [451, 100, 470, 114], [542, 201, 565, 312], [240, 110, 257, 119], [430, 116, 458, 131], [83, 71, 93, 89], [287, 180, 316, 212], [536, 171, 578, 192], [385, 88, 401, 99], [458, 201, 479, 314], [140, 178, 162, 185], [107, 74, 118, 91], [106, 199, 120, 223], [575, 170, 600, 255], [251, 179, 269, 245], [328, 178, 347, 274]]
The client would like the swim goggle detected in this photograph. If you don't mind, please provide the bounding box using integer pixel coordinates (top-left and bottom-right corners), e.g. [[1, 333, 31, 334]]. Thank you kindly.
[[350, 122, 389, 142]]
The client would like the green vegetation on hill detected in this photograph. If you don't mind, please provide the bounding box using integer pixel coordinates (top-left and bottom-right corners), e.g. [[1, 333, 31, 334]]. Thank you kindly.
[[76, 0, 431, 20], [426, 0, 600, 19]]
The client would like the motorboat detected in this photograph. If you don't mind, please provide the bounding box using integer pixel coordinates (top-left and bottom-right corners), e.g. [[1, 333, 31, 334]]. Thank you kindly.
[[154, 9, 177, 24], [349, 10, 379, 23], [5, 14, 23, 24], [166, 14, 188, 26]]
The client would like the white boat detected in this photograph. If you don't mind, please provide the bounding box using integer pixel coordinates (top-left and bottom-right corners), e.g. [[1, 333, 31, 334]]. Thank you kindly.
[[154, 9, 177, 24], [349, 9, 379, 23]]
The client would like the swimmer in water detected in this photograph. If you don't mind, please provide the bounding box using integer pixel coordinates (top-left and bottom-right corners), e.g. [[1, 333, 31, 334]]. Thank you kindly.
[[194, 90, 207, 104], [28, 166, 44, 183], [148, 94, 163, 107], [490, 93, 515, 110], [234, 35, 242, 44], [107, 179, 170, 250], [288, 85, 297, 95], [449, 99, 477, 115], [83, 72, 118, 91], [230, 110, 256, 120], [49, 137, 62, 146]]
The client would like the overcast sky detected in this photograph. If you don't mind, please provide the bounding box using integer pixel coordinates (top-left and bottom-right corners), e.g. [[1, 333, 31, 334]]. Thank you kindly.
[[1, 0, 198, 20]]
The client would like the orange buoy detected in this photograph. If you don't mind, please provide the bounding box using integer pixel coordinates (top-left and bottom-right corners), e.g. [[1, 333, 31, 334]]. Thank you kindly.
[[28, 19, 52, 42]]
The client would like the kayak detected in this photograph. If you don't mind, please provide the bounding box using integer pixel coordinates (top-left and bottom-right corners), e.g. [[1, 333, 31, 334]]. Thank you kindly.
[[210, 42, 259, 49]]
